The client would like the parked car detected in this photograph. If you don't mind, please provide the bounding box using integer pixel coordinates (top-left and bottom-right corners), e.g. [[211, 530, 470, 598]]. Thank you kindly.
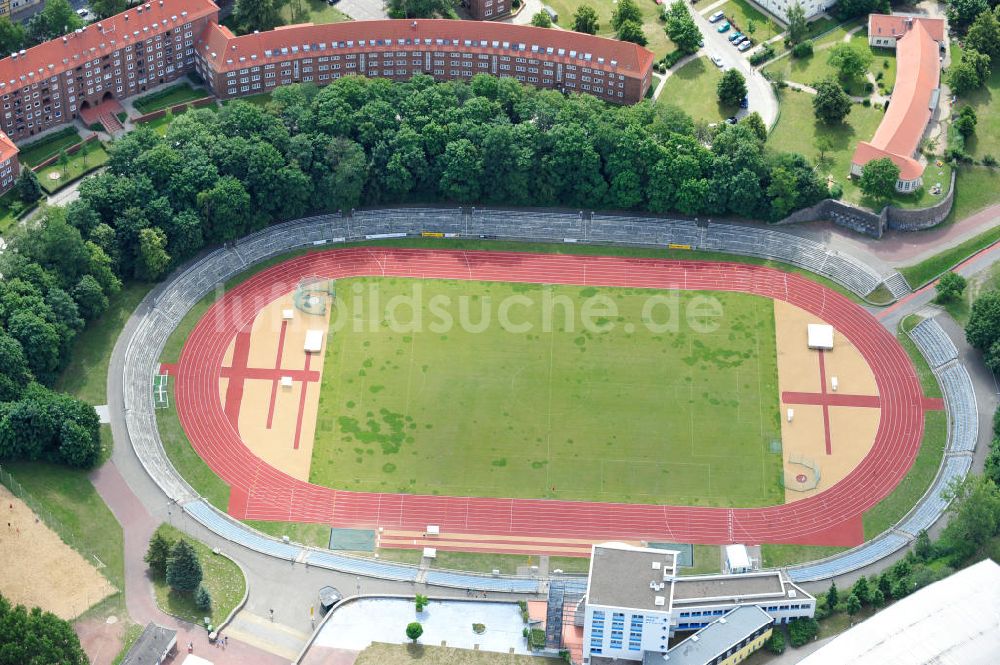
[[725, 117, 738, 125], [319, 586, 342, 614], [717, 22, 731, 33], [732, 36, 746, 46], [728, 32, 743, 42], [711, 55, 725, 68], [708, 11, 725, 22], [76, 8, 91, 19], [738, 40, 753, 52], [740, 97, 749, 109]]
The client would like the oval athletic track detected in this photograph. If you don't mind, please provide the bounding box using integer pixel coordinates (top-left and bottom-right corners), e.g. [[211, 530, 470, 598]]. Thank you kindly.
[[175, 248, 928, 547]]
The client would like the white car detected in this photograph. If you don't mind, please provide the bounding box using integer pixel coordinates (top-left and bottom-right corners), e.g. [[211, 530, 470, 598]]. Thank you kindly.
[[711, 55, 725, 68], [76, 8, 90, 19], [738, 40, 753, 52], [708, 11, 725, 23]]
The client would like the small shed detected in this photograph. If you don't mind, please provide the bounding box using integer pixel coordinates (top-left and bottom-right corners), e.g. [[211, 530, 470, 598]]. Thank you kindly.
[[725, 544, 752, 574], [304, 329, 324, 353], [807, 323, 834, 350], [122, 623, 177, 665]]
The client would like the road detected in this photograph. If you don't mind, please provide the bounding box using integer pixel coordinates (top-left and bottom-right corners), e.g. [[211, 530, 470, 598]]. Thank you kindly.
[[691, 6, 778, 128]]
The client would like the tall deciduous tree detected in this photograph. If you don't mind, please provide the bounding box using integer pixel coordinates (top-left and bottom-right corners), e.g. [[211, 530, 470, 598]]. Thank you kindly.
[[827, 43, 872, 80], [859, 157, 900, 201], [812, 78, 852, 124], [136, 227, 170, 280], [0, 17, 26, 55], [664, 1, 701, 55], [572, 5, 600, 34], [716, 69, 747, 107], [966, 8, 1000, 60], [90, 0, 129, 19], [616, 20, 647, 46], [947, 0, 990, 33], [0, 594, 88, 665], [611, 0, 643, 31], [786, 3, 808, 44], [530, 10, 552, 27], [234, 0, 284, 34]]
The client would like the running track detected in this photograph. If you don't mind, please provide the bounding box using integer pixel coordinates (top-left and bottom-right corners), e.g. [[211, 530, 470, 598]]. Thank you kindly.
[[175, 248, 930, 547]]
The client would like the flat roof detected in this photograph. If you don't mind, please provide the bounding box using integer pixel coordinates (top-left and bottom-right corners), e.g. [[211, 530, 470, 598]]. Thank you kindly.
[[671, 573, 785, 603], [123, 623, 177, 665], [587, 543, 678, 611], [656, 605, 773, 665], [798, 560, 1000, 665], [807, 324, 834, 350], [304, 329, 324, 353]]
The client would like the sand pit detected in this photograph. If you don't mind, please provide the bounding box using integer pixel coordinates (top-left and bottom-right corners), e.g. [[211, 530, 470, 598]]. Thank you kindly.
[[774, 300, 881, 503], [0, 485, 115, 619]]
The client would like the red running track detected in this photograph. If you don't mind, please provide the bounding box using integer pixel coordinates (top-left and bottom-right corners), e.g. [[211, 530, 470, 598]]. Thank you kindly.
[[175, 248, 929, 547]]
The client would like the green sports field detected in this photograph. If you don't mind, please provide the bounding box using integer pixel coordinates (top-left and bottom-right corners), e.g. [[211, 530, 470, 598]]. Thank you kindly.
[[310, 278, 784, 507]]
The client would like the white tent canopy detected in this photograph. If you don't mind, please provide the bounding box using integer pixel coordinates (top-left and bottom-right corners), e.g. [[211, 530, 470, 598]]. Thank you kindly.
[[807, 323, 834, 350]]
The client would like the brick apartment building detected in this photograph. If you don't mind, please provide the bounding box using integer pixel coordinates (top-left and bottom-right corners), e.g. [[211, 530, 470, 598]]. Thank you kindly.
[[0, 0, 654, 194], [464, 0, 511, 21], [194, 19, 653, 107], [0, 130, 19, 192]]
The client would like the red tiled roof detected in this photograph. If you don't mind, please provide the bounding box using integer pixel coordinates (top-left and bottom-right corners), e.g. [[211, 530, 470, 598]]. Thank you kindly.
[[197, 19, 655, 79], [868, 13, 945, 43], [852, 20, 940, 182], [0, 131, 17, 162], [0, 0, 218, 95]]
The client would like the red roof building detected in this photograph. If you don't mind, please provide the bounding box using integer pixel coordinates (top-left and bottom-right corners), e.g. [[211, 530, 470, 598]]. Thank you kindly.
[[194, 19, 654, 105], [851, 14, 945, 192], [0, 130, 18, 194]]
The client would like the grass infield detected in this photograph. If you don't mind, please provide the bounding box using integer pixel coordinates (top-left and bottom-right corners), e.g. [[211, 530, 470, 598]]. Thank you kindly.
[[310, 276, 784, 507]]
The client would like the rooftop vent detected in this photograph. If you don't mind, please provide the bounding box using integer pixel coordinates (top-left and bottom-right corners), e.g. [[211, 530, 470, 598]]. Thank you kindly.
[[691, 635, 700, 642], [18, 50, 25, 56], [652, 562, 661, 570], [654, 596, 665, 607], [788, 590, 797, 598], [719, 618, 727, 624]]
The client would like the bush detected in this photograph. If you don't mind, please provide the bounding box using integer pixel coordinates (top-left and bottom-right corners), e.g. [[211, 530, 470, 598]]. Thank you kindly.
[[529, 628, 546, 650], [791, 40, 814, 58], [195, 585, 212, 612], [765, 630, 786, 654], [984, 154, 998, 167], [415, 594, 428, 612], [748, 43, 775, 66], [787, 617, 819, 647], [663, 50, 685, 68], [862, 98, 871, 107], [829, 182, 843, 199], [406, 621, 423, 642], [935, 272, 967, 302]]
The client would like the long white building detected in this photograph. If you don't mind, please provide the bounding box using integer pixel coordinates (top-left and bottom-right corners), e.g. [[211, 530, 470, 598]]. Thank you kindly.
[[746, 0, 834, 24], [580, 543, 815, 663]]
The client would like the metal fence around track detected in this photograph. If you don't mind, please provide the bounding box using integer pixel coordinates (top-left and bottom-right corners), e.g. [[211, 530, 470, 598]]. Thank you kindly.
[[120, 208, 935, 587]]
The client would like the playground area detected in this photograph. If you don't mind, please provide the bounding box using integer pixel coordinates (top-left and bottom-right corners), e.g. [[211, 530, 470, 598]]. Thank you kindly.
[[0, 485, 115, 619]]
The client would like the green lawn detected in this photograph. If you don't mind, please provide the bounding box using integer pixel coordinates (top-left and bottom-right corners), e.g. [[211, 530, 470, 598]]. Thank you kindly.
[[133, 83, 207, 114], [658, 57, 731, 124], [17, 127, 83, 167], [716, 0, 780, 42], [157, 387, 231, 510], [767, 88, 883, 193], [4, 461, 124, 591], [311, 277, 783, 507], [764, 20, 873, 95], [852, 31, 897, 94], [939, 260, 1000, 326], [356, 642, 562, 665], [952, 46, 1000, 161], [55, 283, 154, 405], [36, 141, 110, 194], [0, 188, 33, 235], [281, 0, 351, 25], [544, 0, 676, 58], [761, 543, 847, 567], [375, 548, 593, 575], [151, 523, 245, 627], [873, 334, 944, 542]]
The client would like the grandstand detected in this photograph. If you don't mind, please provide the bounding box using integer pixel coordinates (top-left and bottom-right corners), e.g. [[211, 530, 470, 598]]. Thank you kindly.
[[122, 209, 934, 587]]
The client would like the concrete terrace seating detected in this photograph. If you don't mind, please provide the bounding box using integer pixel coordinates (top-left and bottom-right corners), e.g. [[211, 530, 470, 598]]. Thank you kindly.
[[937, 364, 978, 453], [185, 500, 303, 561], [424, 570, 541, 593], [787, 533, 910, 582], [909, 319, 959, 369], [883, 272, 912, 300], [896, 456, 973, 538], [121, 208, 920, 586], [304, 550, 419, 583]]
